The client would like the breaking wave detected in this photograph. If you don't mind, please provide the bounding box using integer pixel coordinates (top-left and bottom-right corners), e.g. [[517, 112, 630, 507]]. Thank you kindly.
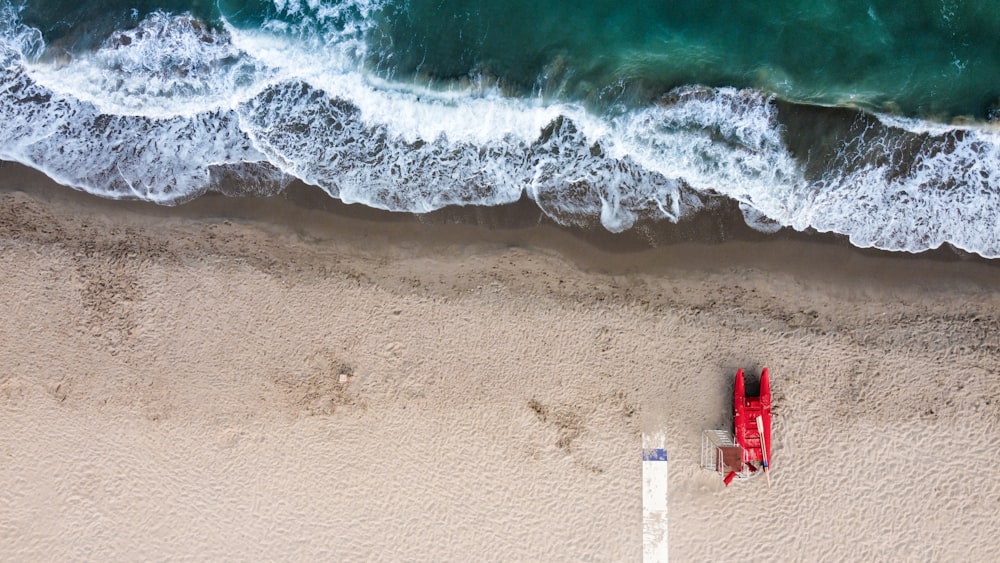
[[1, 2, 999, 257]]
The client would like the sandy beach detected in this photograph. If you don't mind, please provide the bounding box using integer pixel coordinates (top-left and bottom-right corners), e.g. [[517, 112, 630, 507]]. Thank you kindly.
[[1, 162, 999, 561]]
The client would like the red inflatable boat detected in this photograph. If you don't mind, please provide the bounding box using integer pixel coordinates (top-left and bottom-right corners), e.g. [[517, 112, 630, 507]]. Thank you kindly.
[[701, 368, 773, 486]]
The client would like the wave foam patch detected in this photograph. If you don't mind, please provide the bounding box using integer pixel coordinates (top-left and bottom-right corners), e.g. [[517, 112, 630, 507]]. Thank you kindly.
[[238, 80, 530, 211], [246, 0, 384, 74], [24, 12, 272, 117], [610, 87, 810, 224], [608, 88, 1000, 256], [236, 81, 697, 229], [264, 0, 385, 36], [0, 2, 42, 59], [226, 21, 580, 146], [529, 116, 695, 231], [805, 120, 1000, 256], [0, 44, 269, 203]]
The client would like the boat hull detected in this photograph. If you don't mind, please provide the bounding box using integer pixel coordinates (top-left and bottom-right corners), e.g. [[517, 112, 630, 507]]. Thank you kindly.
[[733, 368, 772, 472]]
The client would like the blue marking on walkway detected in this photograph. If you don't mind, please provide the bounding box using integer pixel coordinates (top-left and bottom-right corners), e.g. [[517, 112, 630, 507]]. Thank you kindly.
[[642, 448, 668, 462]]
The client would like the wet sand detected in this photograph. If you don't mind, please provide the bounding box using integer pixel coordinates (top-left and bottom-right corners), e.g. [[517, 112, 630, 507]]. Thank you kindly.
[[1, 163, 999, 561]]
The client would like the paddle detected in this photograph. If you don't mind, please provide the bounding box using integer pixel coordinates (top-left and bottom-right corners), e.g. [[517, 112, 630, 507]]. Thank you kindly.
[[756, 415, 771, 488]]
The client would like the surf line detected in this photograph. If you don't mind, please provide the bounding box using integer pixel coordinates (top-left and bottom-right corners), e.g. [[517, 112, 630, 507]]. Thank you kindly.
[[641, 432, 668, 563]]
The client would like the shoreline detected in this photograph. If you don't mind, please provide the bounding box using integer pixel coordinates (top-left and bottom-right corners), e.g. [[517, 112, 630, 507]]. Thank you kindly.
[[3, 160, 997, 284], [2, 162, 1000, 560]]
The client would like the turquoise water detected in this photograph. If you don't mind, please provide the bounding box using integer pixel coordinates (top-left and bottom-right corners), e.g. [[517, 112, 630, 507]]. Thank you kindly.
[[365, 0, 1000, 118], [15, 0, 1000, 116], [2, 0, 1000, 256]]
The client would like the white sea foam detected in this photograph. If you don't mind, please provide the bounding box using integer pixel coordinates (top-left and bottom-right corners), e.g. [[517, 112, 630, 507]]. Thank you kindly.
[[0, 53, 271, 203], [1, 3, 1000, 256], [0, 10, 270, 203], [610, 87, 809, 226], [25, 12, 273, 117], [804, 122, 1000, 255], [874, 112, 980, 135], [224, 22, 584, 146], [0, 2, 42, 59]]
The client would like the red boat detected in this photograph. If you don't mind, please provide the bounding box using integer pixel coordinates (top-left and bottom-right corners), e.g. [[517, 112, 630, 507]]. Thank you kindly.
[[701, 368, 772, 486]]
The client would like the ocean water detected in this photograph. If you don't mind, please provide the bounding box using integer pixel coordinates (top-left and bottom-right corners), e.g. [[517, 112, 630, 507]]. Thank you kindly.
[[1, 0, 999, 256]]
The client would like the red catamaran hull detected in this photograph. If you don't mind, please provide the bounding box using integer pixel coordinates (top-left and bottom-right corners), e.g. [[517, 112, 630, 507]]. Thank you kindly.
[[725, 368, 772, 485]]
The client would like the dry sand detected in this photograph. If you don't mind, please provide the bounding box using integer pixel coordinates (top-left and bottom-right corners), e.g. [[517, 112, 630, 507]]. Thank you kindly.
[[1, 163, 999, 561]]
